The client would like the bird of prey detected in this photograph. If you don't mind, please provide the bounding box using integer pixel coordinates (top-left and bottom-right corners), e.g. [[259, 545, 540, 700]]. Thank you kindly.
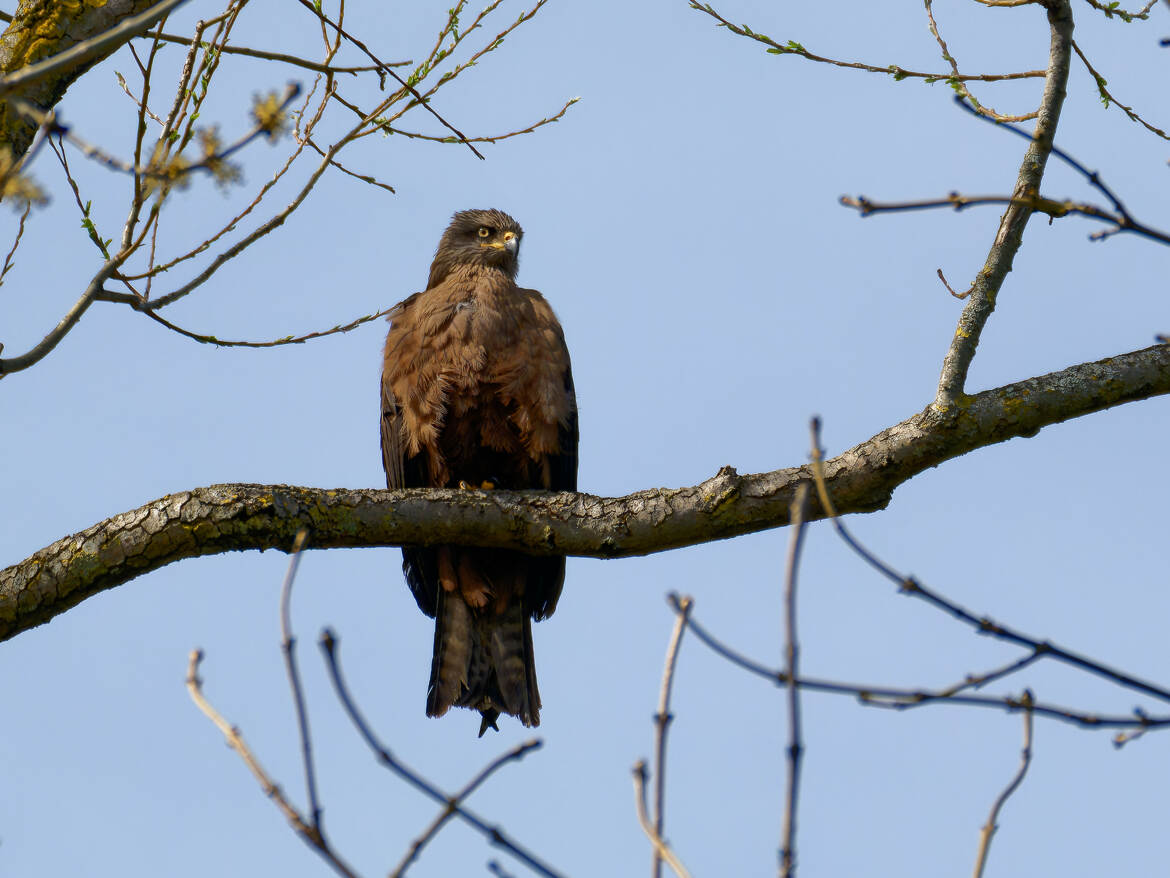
[[380, 209, 578, 735]]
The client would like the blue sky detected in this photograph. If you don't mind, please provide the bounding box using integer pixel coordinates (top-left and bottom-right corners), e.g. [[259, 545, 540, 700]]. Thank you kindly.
[[3, 1, 1169, 876]]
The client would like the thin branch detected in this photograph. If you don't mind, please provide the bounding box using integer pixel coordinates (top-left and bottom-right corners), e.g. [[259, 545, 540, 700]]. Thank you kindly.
[[1072, 39, 1170, 141], [652, 595, 692, 878], [632, 761, 693, 878], [0, 0, 190, 98], [689, 2, 1045, 83], [5, 342, 1170, 627], [0, 253, 122, 375], [669, 594, 1170, 733], [1081, 0, 1158, 20], [135, 302, 395, 347], [279, 530, 320, 832], [318, 630, 563, 878], [185, 649, 360, 878], [6, 83, 301, 185], [391, 740, 543, 878], [331, 91, 578, 146], [122, 81, 327, 282], [934, 1, 1073, 411], [146, 31, 408, 74], [779, 483, 809, 878], [304, 137, 396, 193], [840, 191, 1170, 246], [924, 0, 1038, 123], [294, 0, 485, 160], [971, 695, 1035, 878], [0, 201, 30, 289], [926, 653, 1043, 701], [145, 84, 403, 310], [807, 418, 1170, 709]]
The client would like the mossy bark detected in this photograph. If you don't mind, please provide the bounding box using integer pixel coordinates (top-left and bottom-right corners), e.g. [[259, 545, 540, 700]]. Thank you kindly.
[[0, 0, 158, 158]]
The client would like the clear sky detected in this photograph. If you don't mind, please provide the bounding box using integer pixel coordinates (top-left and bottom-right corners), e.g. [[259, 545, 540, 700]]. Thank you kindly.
[[3, 2, 1169, 876]]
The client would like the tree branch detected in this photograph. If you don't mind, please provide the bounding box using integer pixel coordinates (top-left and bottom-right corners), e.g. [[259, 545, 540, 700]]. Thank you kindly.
[[0, 0, 185, 158], [934, 0, 1074, 410], [3, 343, 1168, 642]]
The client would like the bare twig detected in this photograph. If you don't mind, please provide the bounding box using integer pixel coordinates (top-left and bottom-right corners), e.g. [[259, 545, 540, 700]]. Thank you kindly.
[[841, 191, 1170, 246], [972, 694, 1035, 878], [0, 0, 189, 99], [779, 483, 810, 878], [669, 593, 1170, 732], [934, 1, 1073, 411], [1081, 0, 1158, 20], [632, 761, 693, 878], [145, 85, 404, 310], [690, 2, 1044, 83], [652, 595, 692, 878], [807, 418, 1170, 708], [304, 137, 396, 193], [318, 629, 563, 878], [133, 302, 396, 348], [0, 201, 30, 289], [185, 649, 360, 878], [923, 0, 1038, 123], [391, 739, 543, 878], [146, 30, 408, 73], [1072, 39, 1170, 141], [0, 254, 122, 376], [295, 0, 485, 159], [279, 529, 320, 831], [7, 83, 301, 182]]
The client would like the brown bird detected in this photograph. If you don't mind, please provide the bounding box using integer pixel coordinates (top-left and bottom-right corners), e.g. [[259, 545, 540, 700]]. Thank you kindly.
[[380, 209, 578, 735]]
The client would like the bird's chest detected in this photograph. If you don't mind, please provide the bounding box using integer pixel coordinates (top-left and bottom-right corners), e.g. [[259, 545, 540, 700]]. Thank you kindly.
[[435, 293, 522, 384]]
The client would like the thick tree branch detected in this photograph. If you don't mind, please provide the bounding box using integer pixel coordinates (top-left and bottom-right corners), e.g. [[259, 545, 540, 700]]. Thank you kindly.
[[2, 343, 1168, 642], [0, 0, 179, 159]]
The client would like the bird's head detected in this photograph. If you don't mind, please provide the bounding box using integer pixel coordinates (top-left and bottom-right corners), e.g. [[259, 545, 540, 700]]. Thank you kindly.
[[427, 208, 524, 289]]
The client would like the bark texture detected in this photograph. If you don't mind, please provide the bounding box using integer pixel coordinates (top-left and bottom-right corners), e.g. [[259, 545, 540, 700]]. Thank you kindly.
[[3, 343, 1167, 643], [0, 0, 158, 158]]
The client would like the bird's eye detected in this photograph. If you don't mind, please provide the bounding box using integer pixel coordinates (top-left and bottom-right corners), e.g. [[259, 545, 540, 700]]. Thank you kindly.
[[477, 227, 491, 238]]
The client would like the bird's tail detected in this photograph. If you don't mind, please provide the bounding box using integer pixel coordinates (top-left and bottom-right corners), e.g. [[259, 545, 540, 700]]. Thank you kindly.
[[426, 547, 541, 735]]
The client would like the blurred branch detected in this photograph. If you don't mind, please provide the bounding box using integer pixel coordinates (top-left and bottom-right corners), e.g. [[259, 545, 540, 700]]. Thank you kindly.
[[185, 649, 361, 878], [0, 199, 30, 287], [779, 484, 809, 878], [4, 342, 1170, 635], [971, 696, 1035, 878], [632, 761, 692, 878], [807, 417, 1170, 709], [6, 83, 301, 180], [391, 739, 543, 878], [670, 594, 1169, 734], [649, 595, 692, 878], [689, 1, 1045, 83], [319, 629, 561, 878], [934, 0, 1073, 411], [279, 530, 321, 832]]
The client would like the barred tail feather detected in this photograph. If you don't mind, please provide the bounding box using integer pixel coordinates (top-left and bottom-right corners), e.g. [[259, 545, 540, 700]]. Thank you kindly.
[[425, 548, 541, 732]]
